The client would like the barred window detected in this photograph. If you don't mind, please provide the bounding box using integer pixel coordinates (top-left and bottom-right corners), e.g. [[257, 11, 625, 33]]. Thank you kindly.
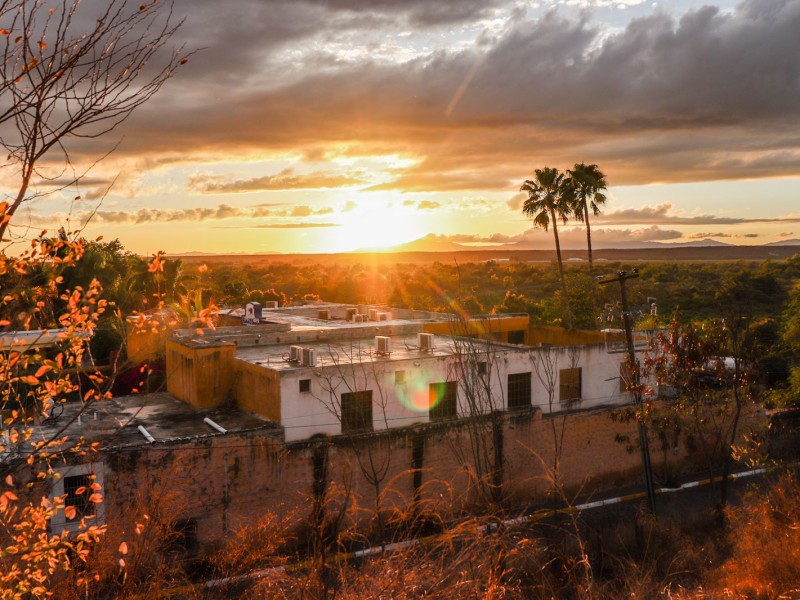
[[341, 390, 373, 433], [429, 381, 458, 421], [507, 372, 532, 410]]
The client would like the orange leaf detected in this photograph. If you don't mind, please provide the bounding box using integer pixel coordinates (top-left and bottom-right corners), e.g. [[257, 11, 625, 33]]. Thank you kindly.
[[89, 493, 103, 503], [119, 541, 128, 554], [65, 506, 77, 520], [75, 486, 86, 495], [34, 365, 51, 378]]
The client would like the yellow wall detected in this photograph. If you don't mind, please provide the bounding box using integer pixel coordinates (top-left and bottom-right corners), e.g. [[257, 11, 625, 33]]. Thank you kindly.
[[232, 361, 282, 423], [126, 320, 170, 363], [166, 341, 236, 409], [528, 325, 605, 347], [423, 315, 530, 344]]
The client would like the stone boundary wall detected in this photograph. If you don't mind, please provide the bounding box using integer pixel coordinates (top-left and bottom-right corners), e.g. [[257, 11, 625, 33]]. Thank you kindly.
[[94, 404, 764, 552]]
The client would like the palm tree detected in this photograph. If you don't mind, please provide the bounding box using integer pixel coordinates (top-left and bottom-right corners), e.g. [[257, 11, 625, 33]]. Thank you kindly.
[[566, 163, 608, 273], [521, 167, 573, 328]]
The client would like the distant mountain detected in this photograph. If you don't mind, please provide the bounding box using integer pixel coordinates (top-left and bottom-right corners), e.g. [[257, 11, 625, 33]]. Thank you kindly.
[[361, 235, 743, 253], [166, 250, 281, 256], [358, 234, 475, 253], [509, 237, 735, 251], [663, 239, 734, 248], [765, 239, 800, 246]]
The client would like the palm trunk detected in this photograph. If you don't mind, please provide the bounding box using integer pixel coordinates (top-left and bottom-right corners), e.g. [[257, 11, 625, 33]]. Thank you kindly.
[[550, 208, 573, 329], [584, 204, 594, 273], [584, 203, 599, 314]]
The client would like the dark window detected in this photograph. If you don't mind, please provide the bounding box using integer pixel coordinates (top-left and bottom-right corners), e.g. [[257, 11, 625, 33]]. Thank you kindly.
[[299, 379, 311, 393], [429, 381, 458, 421], [477, 362, 488, 377], [559, 367, 582, 402], [508, 330, 525, 345], [341, 390, 373, 433], [395, 370, 406, 385], [63, 474, 94, 521], [507, 372, 532, 410]]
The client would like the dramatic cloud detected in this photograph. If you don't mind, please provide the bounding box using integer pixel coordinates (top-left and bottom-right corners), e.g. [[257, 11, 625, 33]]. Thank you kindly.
[[403, 200, 441, 210], [516, 225, 683, 247], [110, 0, 800, 190], [189, 169, 366, 193], [18, 0, 799, 253], [250, 223, 340, 229], [506, 193, 525, 211], [421, 225, 684, 250], [687, 232, 731, 239], [597, 203, 800, 225], [26, 203, 339, 226]]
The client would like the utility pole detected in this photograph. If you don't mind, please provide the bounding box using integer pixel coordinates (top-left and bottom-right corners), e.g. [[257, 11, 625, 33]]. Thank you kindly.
[[599, 269, 657, 514]]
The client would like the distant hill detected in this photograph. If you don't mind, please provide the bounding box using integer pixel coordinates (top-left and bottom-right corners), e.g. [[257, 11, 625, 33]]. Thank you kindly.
[[765, 239, 800, 246], [369, 235, 736, 253], [166, 250, 281, 257], [665, 239, 733, 248], [358, 234, 474, 253]]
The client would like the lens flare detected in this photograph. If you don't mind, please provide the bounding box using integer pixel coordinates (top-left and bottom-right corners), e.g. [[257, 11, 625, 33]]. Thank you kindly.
[[397, 369, 440, 412]]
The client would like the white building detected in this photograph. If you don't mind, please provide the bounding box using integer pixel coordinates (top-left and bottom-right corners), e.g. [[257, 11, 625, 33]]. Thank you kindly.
[[166, 303, 634, 442]]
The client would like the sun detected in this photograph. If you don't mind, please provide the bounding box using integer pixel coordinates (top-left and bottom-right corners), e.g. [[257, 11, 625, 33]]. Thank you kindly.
[[328, 193, 424, 251]]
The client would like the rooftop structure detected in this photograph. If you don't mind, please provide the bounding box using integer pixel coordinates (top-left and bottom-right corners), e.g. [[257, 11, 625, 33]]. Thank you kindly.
[[166, 303, 630, 442]]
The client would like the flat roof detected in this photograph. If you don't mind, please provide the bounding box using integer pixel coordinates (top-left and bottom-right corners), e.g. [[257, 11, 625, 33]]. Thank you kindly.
[[11, 393, 279, 456], [234, 332, 526, 371]]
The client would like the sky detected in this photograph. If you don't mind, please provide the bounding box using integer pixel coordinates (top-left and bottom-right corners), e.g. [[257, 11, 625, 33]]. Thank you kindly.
[[8, 0, 800, 254]]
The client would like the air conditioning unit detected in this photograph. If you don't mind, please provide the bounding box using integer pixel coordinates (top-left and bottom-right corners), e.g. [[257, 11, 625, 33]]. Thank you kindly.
[[378, 312, 391, 321], [375, 336, 391, 355], [418, 332, 435, 350], [289, 345, 303, 362], [368, 309, 379, 321], [302, 347, 316, 367], [346, 308, 358, 320], [353, 314, 366, 323], [317, 309, 329, 320], [264, 301, 279, 309]]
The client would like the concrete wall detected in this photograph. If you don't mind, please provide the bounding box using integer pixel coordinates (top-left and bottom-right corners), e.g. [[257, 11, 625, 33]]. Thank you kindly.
[[276, 342, 629, 442], [165, 341, 236, 409], [528, 325, 606, 347], [95, 404, 764, 555], [424, 315, 530, 345], [232, 359, 282, 423]]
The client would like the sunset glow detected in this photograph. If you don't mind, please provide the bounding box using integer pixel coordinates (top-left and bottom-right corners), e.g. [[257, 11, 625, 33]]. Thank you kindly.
[[12, 0, 800, 255]]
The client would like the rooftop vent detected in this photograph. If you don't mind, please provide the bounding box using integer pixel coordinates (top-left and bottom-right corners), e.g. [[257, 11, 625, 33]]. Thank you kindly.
[[418, 332, 435, 351], [289, 345, 303, 362], [375, 336, 391, 356], [302, 347, 316, 367]]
